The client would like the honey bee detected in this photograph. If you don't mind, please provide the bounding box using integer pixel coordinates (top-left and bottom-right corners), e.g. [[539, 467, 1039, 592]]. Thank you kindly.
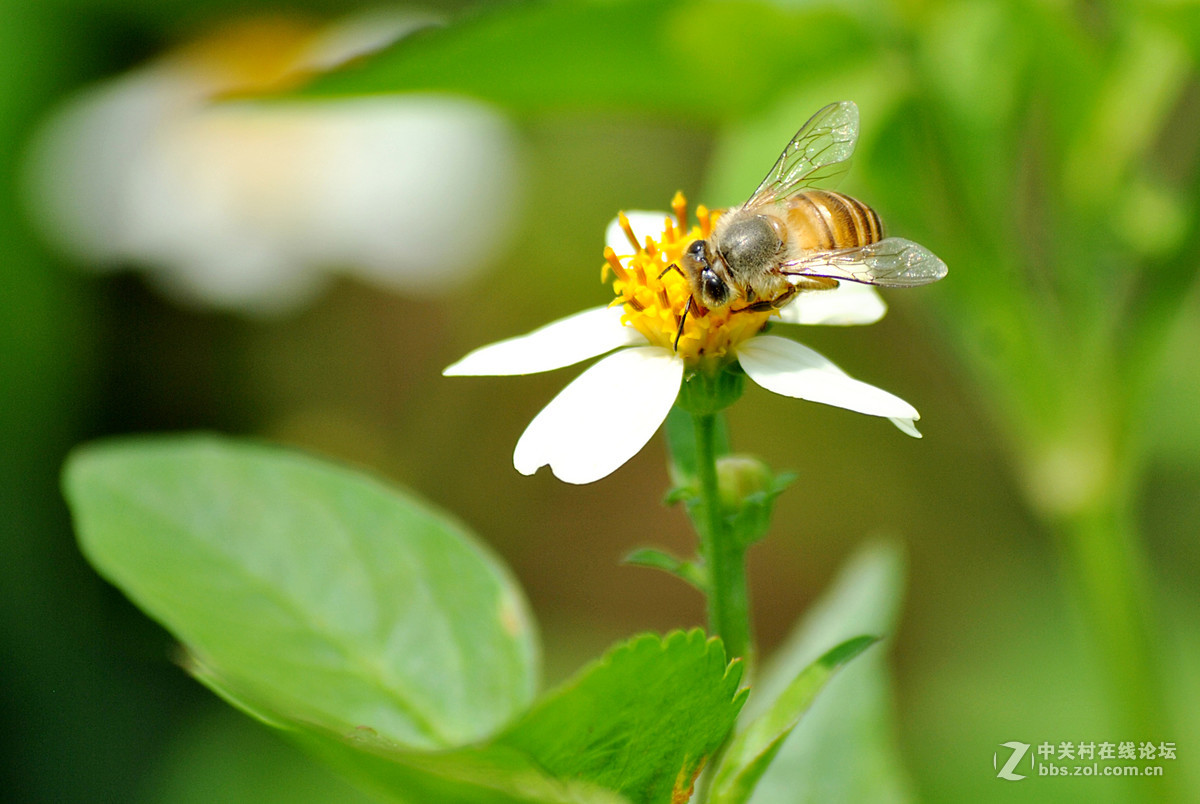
[[670, 101, 946, 347]]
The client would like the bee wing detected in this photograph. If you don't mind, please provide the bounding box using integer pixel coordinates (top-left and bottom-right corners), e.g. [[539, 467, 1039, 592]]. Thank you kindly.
[[745, 101, 860, 208], [780, 237, 948, 288]]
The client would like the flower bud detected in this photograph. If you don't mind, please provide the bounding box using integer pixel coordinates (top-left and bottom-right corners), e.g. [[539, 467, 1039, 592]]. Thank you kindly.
[[715, 454, 774, 511], [715, 454, 793, 547]]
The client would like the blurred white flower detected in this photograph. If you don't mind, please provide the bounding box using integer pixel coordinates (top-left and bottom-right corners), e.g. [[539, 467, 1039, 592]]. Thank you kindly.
[[25, 12, 521, 314]]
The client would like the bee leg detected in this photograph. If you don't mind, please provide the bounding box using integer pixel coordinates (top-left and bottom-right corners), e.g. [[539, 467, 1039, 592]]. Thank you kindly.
[[673, 296, 693, 352], [809, 276, 840, 291], [656, 263, 691, 351], [782, 276, 840, 292], [658, 263, 684, 280], [732, 287, 796, 314], [731, 278, 839, 314], [732, 299, 778, 314], [768, 285, 799, 310]]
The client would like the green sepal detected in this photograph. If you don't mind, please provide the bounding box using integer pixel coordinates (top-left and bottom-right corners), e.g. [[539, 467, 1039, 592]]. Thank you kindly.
[[623, 547, 707, 592], [675, 365, 746, 417], [663, 483, 697, 507], [722, 468, 797, 549]]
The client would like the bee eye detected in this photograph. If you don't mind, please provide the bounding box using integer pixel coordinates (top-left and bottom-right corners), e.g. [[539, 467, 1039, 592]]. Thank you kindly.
[[701, 268, 728, 305], [686, 239, 708, 268]]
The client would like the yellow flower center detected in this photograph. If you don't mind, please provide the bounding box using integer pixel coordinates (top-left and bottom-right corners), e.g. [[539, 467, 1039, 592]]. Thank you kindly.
[[602, 192, 776, 365]]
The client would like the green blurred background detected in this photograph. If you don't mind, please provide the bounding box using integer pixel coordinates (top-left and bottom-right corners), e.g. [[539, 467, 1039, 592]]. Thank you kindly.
[[3, 0, 1199, 801]]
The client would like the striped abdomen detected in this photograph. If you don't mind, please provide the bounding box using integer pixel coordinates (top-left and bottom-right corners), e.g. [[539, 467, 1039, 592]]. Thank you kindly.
[[784, 190, 883, 252]]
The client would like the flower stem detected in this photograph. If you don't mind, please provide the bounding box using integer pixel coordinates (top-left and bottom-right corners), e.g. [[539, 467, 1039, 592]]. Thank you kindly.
[[692, 411, 753, 663], [1056, 486, 1167, 737]]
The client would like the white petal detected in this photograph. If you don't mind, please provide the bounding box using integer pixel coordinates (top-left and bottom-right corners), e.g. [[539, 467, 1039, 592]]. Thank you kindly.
[[777, 282, 887, 326], [605, 211, 671, 255], [889, 417, 922, 438], [513, 346, 683, 484], [444, 306, 646, 376], [737, 335, 920, 421]]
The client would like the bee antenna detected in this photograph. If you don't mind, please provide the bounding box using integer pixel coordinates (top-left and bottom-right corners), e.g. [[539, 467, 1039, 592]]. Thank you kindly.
[[658, 263, 684, 280], [673, 296, 692, 352]]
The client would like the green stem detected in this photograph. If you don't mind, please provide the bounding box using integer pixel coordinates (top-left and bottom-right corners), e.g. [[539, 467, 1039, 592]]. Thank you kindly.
[[693, 412, 752, 663], [1051, 487, 1181, 804], [1056, 490, 1165, 738]]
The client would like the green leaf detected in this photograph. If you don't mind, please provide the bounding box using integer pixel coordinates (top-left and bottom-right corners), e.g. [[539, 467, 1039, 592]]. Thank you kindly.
[[623, 547, 706, 591], [143, 710, 381, 804], [63, 434, 538, 750], [293, 729, 629, 804], [742, 542, 912, 804], [296, 0, 872, 122], [708, 635, 878, 804], [288, 631, 744, 803], [499, 630, 747, 804]]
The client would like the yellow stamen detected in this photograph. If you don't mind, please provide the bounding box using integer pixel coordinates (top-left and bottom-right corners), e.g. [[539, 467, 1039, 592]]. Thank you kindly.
[[603, 246, 628, 282], [618, 211, 642, 253], [672, 191, 688, 234], [697, 204, 712, 238], [657, 286, 673, 317]]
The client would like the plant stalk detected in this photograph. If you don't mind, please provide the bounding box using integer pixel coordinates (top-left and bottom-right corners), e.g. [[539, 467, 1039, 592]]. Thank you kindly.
[[692, 411, 752, 664]]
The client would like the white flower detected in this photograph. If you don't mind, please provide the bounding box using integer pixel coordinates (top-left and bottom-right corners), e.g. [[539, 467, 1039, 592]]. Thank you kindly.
[[25, 11, 520, 315], [446, 204, 924, 484]]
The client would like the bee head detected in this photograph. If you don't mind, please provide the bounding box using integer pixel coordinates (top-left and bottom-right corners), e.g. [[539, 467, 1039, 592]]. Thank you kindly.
[[681, 238, 730, 308]]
